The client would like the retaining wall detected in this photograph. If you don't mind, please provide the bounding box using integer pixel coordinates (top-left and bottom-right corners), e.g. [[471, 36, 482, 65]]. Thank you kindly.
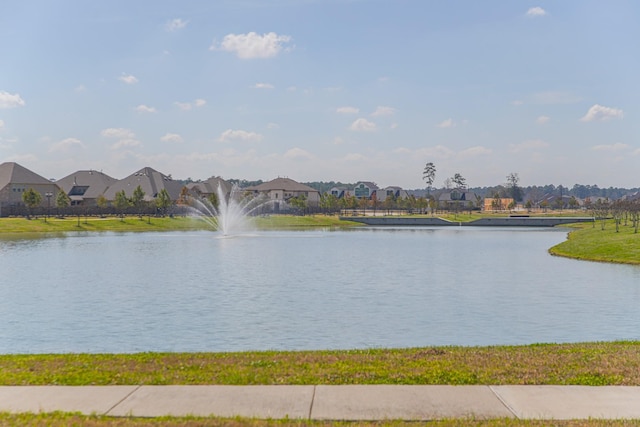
[[341, 216, 595, 227]]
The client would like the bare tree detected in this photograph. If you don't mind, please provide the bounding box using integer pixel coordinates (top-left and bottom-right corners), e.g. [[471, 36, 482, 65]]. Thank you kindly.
[[506, 172, 523, 202]]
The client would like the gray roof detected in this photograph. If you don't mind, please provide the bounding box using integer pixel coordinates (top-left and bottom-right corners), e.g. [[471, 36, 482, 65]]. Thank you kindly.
[[187, 176, 232, 197], [246, 177, 318, 193], [102, 167, 184, 201], [0, 162, 54, 188], [56, 170, 117, 200]]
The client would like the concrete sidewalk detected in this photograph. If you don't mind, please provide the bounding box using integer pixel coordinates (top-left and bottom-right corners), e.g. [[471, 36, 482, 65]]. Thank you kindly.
[[1, 385, 640, 420]]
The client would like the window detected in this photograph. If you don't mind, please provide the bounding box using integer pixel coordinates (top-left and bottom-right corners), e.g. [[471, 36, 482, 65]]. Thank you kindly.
[[69, 186, 89, 196]]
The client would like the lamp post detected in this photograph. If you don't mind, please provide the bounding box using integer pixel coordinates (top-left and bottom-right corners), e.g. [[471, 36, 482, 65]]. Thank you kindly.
[[45, 192, 53, 223]]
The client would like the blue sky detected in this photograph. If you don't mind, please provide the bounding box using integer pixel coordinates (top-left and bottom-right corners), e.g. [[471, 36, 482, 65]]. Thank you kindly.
[[1, 0, 638, 188]]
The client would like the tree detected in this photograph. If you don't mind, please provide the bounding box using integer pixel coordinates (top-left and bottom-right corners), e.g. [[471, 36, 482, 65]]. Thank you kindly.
[[114, 190, 130, 221], [422, 162, 436, 196], [156, 188, 172, 216], [96, 194, 108, 217], [55, 190, 71, 217], [207, 192, 220, 212], [491, 193, 502, 211], [131, 185, 146, 216], [452, 173, 466, 190], [506, 172, 523, 202], [288, 194, 307, 215], [177, 186, 190, 206], [22, 188, 42, 218], [358, 196, 369, 215]]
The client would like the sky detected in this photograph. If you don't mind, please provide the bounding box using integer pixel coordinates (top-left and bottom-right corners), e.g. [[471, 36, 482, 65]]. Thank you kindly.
[[1, 0, 638, 189]]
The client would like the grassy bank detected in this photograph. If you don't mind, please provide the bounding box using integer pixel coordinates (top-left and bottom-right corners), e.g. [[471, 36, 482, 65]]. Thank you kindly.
[[550, 221, 640, 265], [0, 215, 360, 234], [2, 342, 639, 386]]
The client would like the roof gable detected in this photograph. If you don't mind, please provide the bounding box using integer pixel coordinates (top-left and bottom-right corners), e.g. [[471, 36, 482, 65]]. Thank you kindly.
[[0, 162, 54, 189], [247, 177, 318, 193], [103, 167, 183, 200]]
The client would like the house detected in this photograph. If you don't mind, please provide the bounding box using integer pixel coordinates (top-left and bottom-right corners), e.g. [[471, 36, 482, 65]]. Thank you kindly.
[[375, 186, 410, 202], [0, 162, 61, 214], [245, 177, 320, 209], [328, 186, 348, 199], [437, 189, 479, 210], [56, 170, 117, 206], [187, 176, 232, 202], [352, 182, 378, 199], [103, 167, 184, 202]]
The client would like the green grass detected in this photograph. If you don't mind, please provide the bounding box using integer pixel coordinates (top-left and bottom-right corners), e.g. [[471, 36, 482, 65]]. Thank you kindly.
[[550, 220, 640, 265], [0, 215, 361, 235], [2, 342, 639, 386]]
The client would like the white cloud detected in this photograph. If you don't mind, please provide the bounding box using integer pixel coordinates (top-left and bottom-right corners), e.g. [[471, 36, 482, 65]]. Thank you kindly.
[[101, 128, 135, 139], [0, 119, 4, 130], [175, 102, 192, 111], [110, 139, 141, 150], [460, 146, 492, 157], [267, 122, 280, 130], [390, 123, 398, 129], [160, 133, 184, 143], [580, 104, 624, 122], [218, 129, 263, 143], [337, 106, 359, 114], [349, 118, 377, 132], [591, 143, 629, 151], [118, 74, 138, 84], [0, 91, 25, 108], [165, 18, 188, 32], [210, 32, 292, 59], [74, 84, 86, 93], [371, 106, 395, 116], [101, 128, 141, 150], [283, 147, 313, 160], [532, 91, 581, 105], [175, 99, 206, 110], [511, 100, 524, 106], [49, 137, 84, 152], [342, 153, 366, 162], [410, 145, 456, 159], [437, 118, 455, 128], [136, 104, 157, 113], [508, 139, 549, 153], [526, 7, 547, 17], [536, 115, 550, 124], [253, 83, 274, 89]]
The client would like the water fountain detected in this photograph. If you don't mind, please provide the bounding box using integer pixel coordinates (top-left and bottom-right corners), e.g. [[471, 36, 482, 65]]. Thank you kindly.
[[188, 184, 272, 236]]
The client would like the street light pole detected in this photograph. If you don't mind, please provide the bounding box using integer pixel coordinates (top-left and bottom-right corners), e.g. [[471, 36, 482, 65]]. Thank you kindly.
[[45, 192, 53, 223]]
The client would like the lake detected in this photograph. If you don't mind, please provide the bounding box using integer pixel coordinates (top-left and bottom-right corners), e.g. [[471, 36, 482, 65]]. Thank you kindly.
[[1, 227, 639, 353]]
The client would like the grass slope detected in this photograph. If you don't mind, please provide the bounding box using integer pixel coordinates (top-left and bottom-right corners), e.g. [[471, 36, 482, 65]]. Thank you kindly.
[[550, 221, 640, 265]]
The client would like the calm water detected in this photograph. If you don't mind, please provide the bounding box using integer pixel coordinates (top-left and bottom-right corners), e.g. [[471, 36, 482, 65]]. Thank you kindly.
[[1, 227, 639, 353]]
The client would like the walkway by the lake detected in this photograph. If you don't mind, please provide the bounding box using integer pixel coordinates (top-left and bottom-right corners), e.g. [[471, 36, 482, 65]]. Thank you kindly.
[[2, 385, 640, 420]]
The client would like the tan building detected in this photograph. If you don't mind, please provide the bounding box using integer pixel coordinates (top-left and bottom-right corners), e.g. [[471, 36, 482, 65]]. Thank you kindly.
[[245, 177, 320, 209], [483, 197, 515, 211]]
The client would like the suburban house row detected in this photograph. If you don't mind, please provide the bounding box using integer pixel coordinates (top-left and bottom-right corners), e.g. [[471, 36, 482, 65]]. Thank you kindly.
[[0, 161, 506, 216]]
